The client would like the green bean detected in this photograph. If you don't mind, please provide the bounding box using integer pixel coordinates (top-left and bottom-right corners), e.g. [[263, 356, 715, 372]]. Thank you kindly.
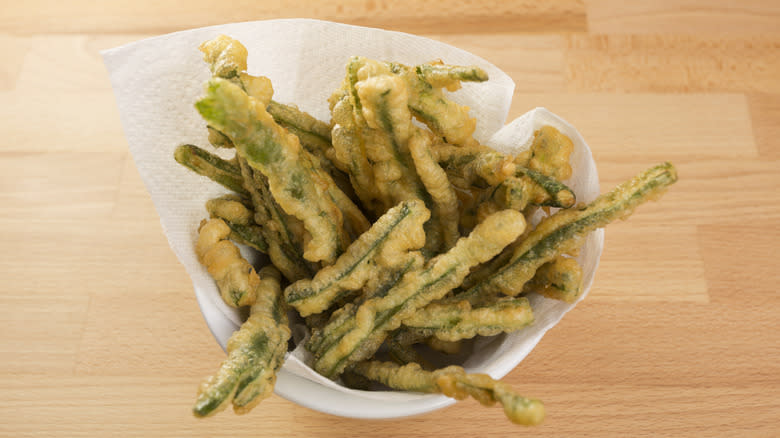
[[201, 35, 355, 206], [525, 256, 583, 303], [460, 162, 678, 302], [349, 58, 449, 254], [193, 267, 291, 417], [310, 209, 526, 378], [458, 239, 520, 305], [305, 253, 423, 356], [173, 144, 248, 197], [267, 100, 332, 152], [265, 99, 361, 207], [415, 63, 489, 86], [515, 125, 574, 182], [516, 167, 576, 208], [386, 338, 428, 367], [197, 78, 353, 264], [207, 126, 234, 148], [205, 195, 268, 253], [433, 144, 576, 208], [195, 218, 259, 308], [200, 36, 369, 262], [396, 63, 484, 147], [351, 361, 545, 426], [285, 199, 430, 317], [400, 297, 534, 342], [408, 129, 460, 250], [425, 337, 462, 355], [238, 158, 315, 282], [330, 89, 381, 214], [351, 59, 422, 209]]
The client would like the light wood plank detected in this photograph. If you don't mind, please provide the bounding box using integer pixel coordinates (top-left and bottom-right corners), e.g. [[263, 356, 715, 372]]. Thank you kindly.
[[510, 93, 758, 160], [1, 376, 777, 436], [0, 295, 90, 375], [0, 151, 124, 218], [522, 300, 780, 388], [586, 0, 780, 34], [697, 222, 780, 302], [593, 225, 708, 302], [0, 90, 125, 153], [14, 35, 113, 92], [0, 1, 586, 35], [748, 93, 780, 160], [0, 34, 30, 90], [565, 35, 780, 93]]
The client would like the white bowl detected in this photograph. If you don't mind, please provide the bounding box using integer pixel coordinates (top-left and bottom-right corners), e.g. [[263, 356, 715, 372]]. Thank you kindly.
[[192, 105, 604, 419], [104, 19, 603, 420]]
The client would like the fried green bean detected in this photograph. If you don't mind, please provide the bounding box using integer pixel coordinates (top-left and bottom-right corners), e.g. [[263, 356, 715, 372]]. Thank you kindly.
[[310, 209, 526, 378], [266, 100, 332, 151], [329, 88, 380, 214], [201, 35, 354, 204], [199, 35, 369, 262], [285, 200, 429, 317], [347, 58, 453, 253], [193, 266, 291, 417], [265, 100, 359, 206], [399, 297, 533, 342], [398, 62, 486, 147], [207, 126, 234, 148], [415, 62, 489, 88], [351, 361, 545, 426], [461, 162, 678, 302], [197, 78, 355, 264], [407, 129, 460, 249], [205, 195, 267, 253], [238, 158, 315, 282], [352, 59, 422, 208], [525, 256, 583, 303], [173, 144, 248, 197], [305, 253, 424, 356], [433, 144, 576, 208], [195, 218, 259, 308], [515, 125, 574, 181], [201, 35, 333, 156], [386, 337, 431, 368]]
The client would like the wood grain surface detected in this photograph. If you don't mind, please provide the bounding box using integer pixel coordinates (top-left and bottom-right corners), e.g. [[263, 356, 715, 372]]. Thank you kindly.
[[1, 1, 779, 437]]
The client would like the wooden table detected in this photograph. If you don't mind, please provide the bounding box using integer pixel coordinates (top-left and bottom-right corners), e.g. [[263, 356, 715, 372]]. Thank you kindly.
[[2, 2, 779, 436]]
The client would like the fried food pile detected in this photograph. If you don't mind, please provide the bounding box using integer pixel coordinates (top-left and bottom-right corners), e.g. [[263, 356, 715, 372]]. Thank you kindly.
[[175, 35, 678, 425]]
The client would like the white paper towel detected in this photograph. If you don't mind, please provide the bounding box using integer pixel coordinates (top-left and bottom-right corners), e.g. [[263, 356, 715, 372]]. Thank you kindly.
[[103, 19, 603, 404]]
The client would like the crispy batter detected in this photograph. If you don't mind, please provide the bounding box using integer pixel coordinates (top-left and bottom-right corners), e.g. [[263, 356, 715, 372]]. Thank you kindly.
[[351, 361, 545, 426], [237, 158, 315, 282], [198, 36, 367, 264], [193, 266, 290, 417], [525, 256, 583, 303], [515, 126, 574, 181], [408, 129, 461, 250], [461, 162, 678, 302], [205, 195, 267, 253], [173, 144, 248, 197], [197, 78, 350, 263], [400, 297, 534, 342], [310, 210, 526, 378], [196, 218, 258, 307], [285, 200, 429, 317]]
